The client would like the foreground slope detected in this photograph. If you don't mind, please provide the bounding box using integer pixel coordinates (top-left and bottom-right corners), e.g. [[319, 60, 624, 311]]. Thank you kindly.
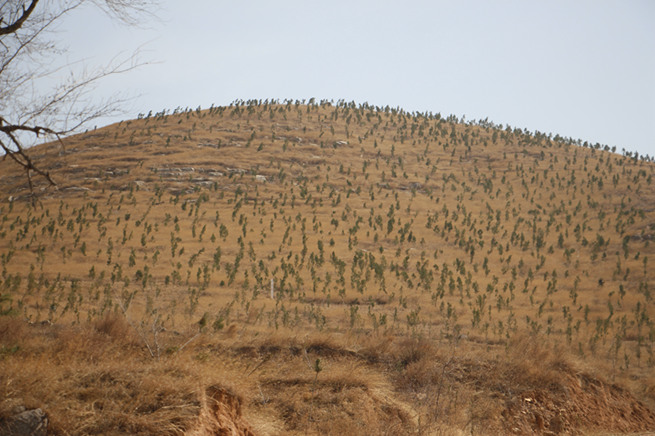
[[1, 100, 654, 435]]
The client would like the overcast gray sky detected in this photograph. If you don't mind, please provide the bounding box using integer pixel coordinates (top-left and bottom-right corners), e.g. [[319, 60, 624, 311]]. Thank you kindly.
[[58, 0, 654, 157]]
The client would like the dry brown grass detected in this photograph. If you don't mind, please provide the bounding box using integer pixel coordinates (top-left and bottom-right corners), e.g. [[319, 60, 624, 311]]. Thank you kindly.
[[1, 320, 197, 434], [1, 101, 654, 434], [2, 314, 655, 435]]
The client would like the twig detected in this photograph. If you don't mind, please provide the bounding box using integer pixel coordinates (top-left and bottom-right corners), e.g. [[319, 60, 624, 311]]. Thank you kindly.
[[177, 331, 200, 353]]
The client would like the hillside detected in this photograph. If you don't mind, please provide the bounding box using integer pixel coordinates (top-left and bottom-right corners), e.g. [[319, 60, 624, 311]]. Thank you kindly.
[[1, 100, 654, 435]]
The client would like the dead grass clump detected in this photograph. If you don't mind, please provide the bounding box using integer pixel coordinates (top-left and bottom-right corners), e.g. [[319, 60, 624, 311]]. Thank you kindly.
[[503, 334, 576, 392], [232, 330, 358, 361], [398, 358, 445, 391], [231, 332, 295, 360], [465, 393, 506, 435], [260, 376, 413, 435], [391, 336, 439, 369], [300, 333, 359, 359], [46, 321, 144, 365], [355, 334, 394, 363], [93, 311, 138, 344]]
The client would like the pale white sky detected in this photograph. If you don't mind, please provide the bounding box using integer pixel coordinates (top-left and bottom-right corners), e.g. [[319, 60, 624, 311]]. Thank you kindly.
[[57, 0, 654, 157]]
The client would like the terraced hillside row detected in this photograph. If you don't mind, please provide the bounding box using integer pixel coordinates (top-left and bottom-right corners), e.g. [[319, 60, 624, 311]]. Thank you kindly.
[[1, 100, 654, 435]]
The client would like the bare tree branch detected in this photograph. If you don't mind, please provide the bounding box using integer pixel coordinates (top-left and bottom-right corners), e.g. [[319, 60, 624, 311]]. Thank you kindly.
[[0, 0, 39, 35], [0, 0, 158, 193]]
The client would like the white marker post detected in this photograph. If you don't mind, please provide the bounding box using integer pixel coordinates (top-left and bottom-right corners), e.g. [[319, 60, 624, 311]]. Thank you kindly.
[[270, 278, 274, 299]]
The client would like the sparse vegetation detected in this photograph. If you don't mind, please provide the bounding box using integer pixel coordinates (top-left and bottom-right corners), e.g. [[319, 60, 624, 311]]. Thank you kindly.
[[1, 100, 654, 435]]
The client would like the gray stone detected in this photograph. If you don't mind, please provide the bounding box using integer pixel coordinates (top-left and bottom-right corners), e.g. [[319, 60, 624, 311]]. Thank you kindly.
[[0, 408, 48, 436]]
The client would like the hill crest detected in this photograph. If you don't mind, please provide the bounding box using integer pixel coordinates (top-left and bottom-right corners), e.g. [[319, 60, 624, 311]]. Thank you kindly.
[[1, 100, 654, 435]]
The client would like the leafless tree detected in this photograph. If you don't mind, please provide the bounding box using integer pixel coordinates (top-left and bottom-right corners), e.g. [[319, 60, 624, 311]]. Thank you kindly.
[[0, 0, 156, 192]]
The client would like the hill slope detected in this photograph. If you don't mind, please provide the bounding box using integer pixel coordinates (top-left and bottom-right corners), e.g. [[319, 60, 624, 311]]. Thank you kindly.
[[1, 100, 654, 435]]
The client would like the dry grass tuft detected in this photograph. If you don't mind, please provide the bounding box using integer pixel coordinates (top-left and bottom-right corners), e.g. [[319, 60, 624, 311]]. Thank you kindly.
[[93, 311, 139, 343], [503, 334, 578, 391], [391, 336, 439, 369]]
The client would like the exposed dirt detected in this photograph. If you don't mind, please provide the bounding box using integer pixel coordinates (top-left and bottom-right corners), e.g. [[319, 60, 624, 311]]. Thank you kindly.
[[501, 372, 655, 435], [186, 386, 255, 436]]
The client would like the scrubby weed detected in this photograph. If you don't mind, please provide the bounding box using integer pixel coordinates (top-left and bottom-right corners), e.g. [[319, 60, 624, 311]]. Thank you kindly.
[[0, 100, 654, 434]]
